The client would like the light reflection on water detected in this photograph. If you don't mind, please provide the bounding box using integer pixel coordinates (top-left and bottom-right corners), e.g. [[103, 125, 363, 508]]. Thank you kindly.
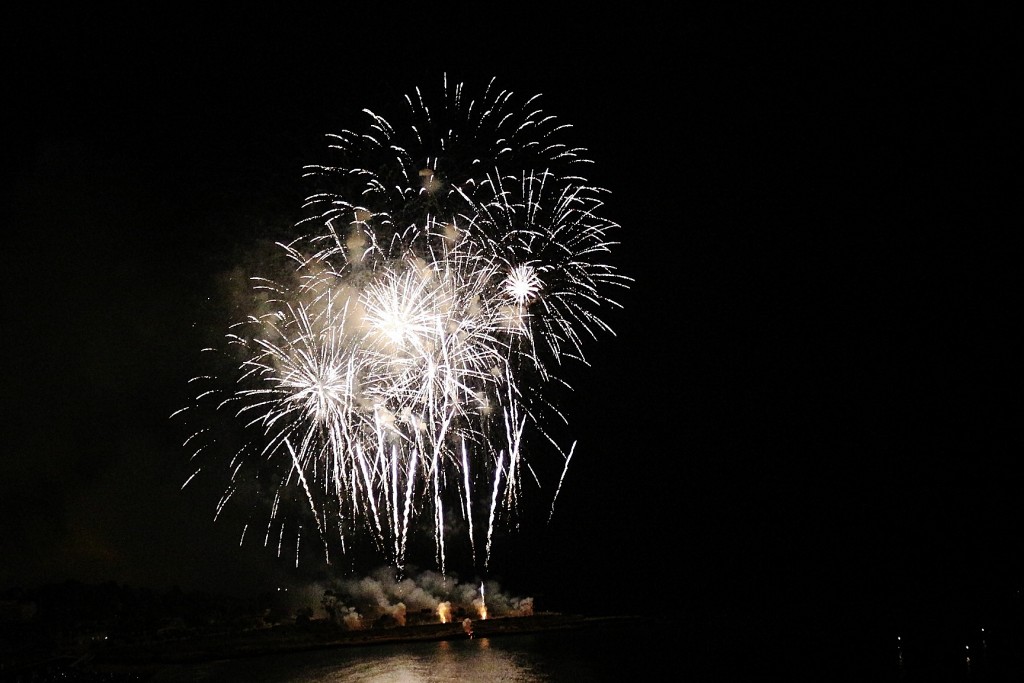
[[287, 637, 540, 683], [149, 631, 590, 682], [135, 614, 1024, 681]]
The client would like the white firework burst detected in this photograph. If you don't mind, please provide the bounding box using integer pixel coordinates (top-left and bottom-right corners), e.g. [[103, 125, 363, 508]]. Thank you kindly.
[[174, 75, 629, 577]]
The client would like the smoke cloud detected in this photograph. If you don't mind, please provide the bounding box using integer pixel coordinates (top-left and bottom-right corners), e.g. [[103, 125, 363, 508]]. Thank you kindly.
[[283, 566, 534, 630]]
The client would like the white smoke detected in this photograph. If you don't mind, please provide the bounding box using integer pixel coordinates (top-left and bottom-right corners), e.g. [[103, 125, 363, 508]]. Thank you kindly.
[[292, 565, 533, 629]]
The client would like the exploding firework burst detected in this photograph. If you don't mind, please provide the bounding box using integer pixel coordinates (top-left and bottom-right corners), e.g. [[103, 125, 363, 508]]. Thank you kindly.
[[173, 75, 630, 577]]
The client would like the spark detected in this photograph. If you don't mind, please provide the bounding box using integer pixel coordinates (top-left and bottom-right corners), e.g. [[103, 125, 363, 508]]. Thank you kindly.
[[175, 75, 629, 577]]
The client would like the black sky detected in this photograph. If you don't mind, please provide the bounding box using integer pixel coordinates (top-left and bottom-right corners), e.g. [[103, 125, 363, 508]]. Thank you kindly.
[[3, 5, 1018, 635]]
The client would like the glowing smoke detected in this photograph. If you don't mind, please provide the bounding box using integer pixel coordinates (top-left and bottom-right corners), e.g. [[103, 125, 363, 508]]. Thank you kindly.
[[294, 566, 532, 630]]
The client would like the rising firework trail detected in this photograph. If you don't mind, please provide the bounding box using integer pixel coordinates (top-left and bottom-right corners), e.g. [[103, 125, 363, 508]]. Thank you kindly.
[[173, 74, 630, 578]]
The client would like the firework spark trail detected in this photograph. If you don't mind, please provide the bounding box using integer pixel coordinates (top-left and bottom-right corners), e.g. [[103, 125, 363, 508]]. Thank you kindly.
[[460, 441, 476, 564], [547, 441, 576, 525], [486, 452, 505, 569], [176, 75, 629, 577]]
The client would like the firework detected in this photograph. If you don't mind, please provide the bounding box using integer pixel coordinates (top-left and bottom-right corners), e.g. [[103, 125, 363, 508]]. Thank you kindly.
[[173, 75, 629, 577]]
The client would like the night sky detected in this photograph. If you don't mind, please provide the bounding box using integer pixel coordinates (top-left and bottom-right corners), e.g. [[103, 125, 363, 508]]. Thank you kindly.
[[4, 5, 1017, 640]]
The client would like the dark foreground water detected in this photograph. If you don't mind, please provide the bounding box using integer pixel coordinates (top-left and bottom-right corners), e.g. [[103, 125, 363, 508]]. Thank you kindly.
[[133, 614, 1022, 682], [8, 610, 1021, 681], [143, 619, 649, 683]]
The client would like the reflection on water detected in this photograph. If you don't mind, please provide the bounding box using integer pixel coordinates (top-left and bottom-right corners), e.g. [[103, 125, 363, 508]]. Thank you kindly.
[[284, 637, 539, 683], [136, 612, 1024, 681], [145, 618, 665, 682], [151, 632, 576, 682]]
